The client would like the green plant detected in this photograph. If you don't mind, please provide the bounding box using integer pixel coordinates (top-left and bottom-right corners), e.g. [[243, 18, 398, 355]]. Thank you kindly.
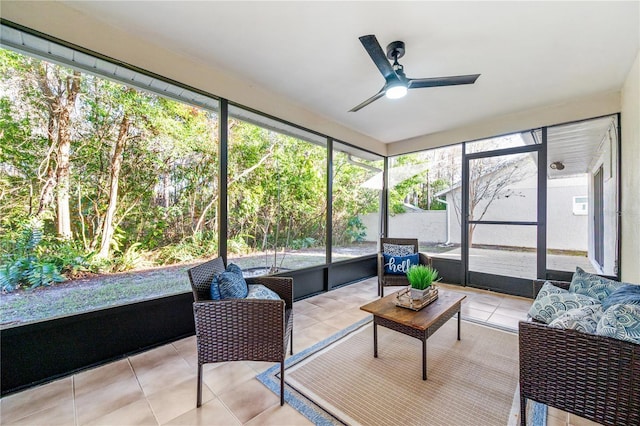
[[345, 216, 366, 243], [289, 237, 316, 250], [0, 219, 66, 292], [406, 265, 439, 290]]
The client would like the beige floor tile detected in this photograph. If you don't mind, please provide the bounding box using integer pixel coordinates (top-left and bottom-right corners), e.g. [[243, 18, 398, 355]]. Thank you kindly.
[[217, 378, 279, 424], [461, 306, 493, 321], [465, 299, 499, 313], [246, 360, 278, 375], [321, 310, 367, 330], [87, 398, 158, 426], [493, 305, 529, 320], [75, 375, 145, 425], [134, 357, 195, 397], [293, 312, 320, 330], [292, 300, 320, 314], [201, 361, 256, 395], [147, 376, 214, 424], [172, 335, 198, 368], [568, 413, 603, 426], [2, 398, 74, 425], [129, 344, 183, 376], [486, 313, 523, 330], [498, 295, 533, 310], [302, 305, 341, 322], [547, 406, 570, 420], [74, 358, 135, 397], [0, 378, 73, 424], [546, 415, 569, 426], [245, 402, 313, 425], [292, 322, 341, 352], [163, 397, 241, 426]]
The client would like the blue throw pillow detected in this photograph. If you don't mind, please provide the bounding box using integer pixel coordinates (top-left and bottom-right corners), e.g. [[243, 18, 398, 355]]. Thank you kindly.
[[226, 263, 243, 276], [602, 284, 640, 311], [210, 275, 222, 300], [383, 253, 419, 275], [246, 284, 281, 300], [218, 270, 248, 299]]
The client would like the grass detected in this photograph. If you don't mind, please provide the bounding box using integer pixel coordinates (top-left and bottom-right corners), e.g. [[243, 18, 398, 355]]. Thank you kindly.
[[0, 264, 192, 327]]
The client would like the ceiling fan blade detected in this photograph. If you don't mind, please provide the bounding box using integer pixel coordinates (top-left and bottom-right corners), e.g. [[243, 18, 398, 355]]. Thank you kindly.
[[349, 87, 386, 112], [408, 74, 480, 89], [359, 35, 396, 81]]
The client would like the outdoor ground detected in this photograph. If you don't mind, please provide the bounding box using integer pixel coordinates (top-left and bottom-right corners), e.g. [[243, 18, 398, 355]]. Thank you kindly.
[[0, 243, 593, 327]]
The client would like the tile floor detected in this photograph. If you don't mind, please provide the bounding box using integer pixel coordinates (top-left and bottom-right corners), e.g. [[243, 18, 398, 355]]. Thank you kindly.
[[0, 278, 600, 426]]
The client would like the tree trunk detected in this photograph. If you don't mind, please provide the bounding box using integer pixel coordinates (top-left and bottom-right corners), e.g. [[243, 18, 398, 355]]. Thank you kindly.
[[97, 114, 129, 259], [54, 70, 81, 239]]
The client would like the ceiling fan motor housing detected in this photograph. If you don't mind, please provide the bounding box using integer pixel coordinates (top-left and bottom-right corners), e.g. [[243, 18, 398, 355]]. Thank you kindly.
[[386, 41, 405, 60]]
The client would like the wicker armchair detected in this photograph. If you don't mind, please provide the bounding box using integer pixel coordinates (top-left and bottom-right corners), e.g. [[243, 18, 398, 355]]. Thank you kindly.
[[519, 279, 640, 426], [187, 257, 294, 407], [378, 238, 431, 297]]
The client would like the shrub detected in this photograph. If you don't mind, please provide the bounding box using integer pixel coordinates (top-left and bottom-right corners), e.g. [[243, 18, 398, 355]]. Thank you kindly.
[[0, 219, 66, 292]]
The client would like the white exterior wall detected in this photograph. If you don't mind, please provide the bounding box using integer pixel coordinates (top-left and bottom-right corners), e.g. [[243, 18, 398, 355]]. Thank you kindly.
[[444, 176, 588, 251], [621, 50, 640, 283], [360, 211, 448, 243], [587, 131, 619, 276]]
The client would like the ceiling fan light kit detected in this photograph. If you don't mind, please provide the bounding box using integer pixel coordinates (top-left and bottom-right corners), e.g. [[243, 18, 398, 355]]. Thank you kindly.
[[350, 34, 480, 112], [385, 81, 408, 99]]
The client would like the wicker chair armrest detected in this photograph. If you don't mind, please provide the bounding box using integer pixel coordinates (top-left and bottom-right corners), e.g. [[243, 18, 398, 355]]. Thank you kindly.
[[418, 252, 432, 266], [532, 279, 570, 297], [245, 276, 293, 309], [377, 253, 384, 275], [519, 321, 640, 426]]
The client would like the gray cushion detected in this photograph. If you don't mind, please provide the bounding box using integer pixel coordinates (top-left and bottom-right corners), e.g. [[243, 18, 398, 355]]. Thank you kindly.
[[528, 292, 600, 324], [246, 284, 281, 300], [596, 303, 640, 344], [548, 304, 604, 334], [570, 267, 625, 302], [382, 243, 415, 256], [536, 281, 569, 298]]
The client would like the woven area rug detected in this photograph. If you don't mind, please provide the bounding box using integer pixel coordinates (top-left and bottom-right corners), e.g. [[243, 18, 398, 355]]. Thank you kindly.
[[258, 317, 547, 426]]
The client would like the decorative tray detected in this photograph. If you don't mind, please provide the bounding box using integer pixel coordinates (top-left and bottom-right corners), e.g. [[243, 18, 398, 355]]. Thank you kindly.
[[394, 287, 439, 311]]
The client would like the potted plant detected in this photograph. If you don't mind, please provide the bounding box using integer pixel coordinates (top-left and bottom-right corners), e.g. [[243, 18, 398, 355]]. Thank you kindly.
[[406, 265, 439, 300]]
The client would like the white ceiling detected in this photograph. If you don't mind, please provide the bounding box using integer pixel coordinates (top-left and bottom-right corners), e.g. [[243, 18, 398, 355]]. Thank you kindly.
[[55, 1, 639, 144]]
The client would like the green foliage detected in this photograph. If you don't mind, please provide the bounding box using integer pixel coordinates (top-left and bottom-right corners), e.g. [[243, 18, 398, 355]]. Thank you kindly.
[[406, 265, 440, 290], [0, 47, 384, 297], [289, 237, 316, 250], [110, 243, 146, 273], [0, 220, 66, 292], [345, 216, 366, 243], [157, 232, 219, 264]]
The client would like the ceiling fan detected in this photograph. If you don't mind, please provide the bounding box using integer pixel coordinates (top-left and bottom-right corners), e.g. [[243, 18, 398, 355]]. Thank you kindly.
[[350, 34, 480, 112]]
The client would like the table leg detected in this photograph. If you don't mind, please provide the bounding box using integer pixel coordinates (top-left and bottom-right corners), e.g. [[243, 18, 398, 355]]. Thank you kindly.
[[373, 319, 378, 358], [457, 309, 461, 341], [422, 338, 427, 380]]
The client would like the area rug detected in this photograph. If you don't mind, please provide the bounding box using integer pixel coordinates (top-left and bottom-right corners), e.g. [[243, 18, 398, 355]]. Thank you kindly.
[[257, 317, 547, 426]]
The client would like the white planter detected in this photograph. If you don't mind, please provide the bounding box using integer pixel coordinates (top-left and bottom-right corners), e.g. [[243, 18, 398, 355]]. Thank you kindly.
[[410, 286, 433, 300]]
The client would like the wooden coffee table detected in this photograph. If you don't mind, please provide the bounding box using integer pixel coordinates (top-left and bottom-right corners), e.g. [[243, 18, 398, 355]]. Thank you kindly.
[[360, 289, 466, 380]]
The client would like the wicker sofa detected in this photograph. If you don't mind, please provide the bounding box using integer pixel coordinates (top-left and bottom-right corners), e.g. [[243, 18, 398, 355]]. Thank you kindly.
[[519, 279, 640, 426]]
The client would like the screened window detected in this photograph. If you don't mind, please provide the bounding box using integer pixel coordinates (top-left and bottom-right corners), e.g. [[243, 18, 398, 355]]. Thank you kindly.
[[226, 106, 327, 275]]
